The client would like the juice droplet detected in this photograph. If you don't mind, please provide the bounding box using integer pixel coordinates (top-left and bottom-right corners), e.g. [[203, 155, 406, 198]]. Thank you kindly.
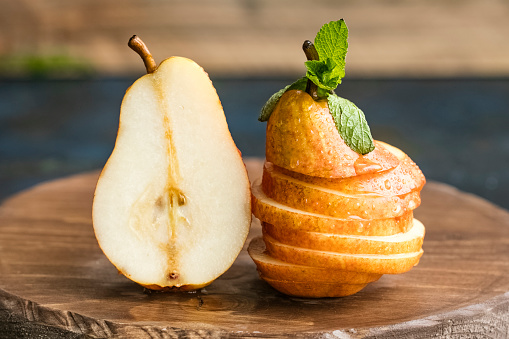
[[354, 157, 383, 175], [384, 179, 392, 190], [289, 158, 300, 169], [357, 223, 364, 233]]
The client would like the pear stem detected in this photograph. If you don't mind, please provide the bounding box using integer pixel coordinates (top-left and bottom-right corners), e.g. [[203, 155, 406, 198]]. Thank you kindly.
[[302, 40, 319, 101], [303, 40, 319, 60], [128, 35, 157, 74]]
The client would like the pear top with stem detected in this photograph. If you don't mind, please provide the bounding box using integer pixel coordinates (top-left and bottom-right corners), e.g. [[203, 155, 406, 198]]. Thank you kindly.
[[302, 40, 319, 101]]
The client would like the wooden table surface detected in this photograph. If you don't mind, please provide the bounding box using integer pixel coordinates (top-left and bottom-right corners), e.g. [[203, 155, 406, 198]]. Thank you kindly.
[[0, 159, 508, 338]]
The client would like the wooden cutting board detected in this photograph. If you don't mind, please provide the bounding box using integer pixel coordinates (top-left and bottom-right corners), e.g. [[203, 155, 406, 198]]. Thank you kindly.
[[0, 159, 508, 338]]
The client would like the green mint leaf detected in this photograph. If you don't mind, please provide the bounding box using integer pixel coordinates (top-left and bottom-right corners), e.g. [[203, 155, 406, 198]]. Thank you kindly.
[[314, 19, 348, 81], [327, 93, 375, 155], [287, 77, 308, 91], [258, 87, 289, 122], [305, 59, 343, 91], [258, 77, 307, 122], [316, 87, 332, 98]]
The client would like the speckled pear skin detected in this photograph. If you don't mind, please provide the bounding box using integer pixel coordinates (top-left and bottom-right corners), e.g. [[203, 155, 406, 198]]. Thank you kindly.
[[265, 90, 400, 179]]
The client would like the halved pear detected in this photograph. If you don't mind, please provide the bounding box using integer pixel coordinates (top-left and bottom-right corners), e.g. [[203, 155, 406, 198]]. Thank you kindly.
[[93, 38, 251, 290], [251, 183, 413, 236]]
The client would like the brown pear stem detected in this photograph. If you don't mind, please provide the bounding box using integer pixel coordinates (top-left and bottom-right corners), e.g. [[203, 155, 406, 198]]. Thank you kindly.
[[128, 35, 157, 74], [302, 40, 319, 100], [303, 40, 319, 61]]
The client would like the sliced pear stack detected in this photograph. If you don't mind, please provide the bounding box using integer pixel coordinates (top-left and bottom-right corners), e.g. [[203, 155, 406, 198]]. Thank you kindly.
[[248, 90, 426, 298]]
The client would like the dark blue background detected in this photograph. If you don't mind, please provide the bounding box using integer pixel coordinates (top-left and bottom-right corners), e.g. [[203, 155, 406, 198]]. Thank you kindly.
[[1, 78, 508, 209]]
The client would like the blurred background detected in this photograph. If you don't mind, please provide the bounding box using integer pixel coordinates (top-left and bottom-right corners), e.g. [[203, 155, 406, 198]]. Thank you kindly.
[[1, 0, 508, 209]]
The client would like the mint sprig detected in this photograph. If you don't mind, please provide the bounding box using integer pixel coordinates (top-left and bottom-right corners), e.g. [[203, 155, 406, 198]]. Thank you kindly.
[[305, 20, 348, 91], [314, 19, 348, 79], [328, 94, 375, 155], [258, 19, 376, 155], [305, 59, 343, 91]]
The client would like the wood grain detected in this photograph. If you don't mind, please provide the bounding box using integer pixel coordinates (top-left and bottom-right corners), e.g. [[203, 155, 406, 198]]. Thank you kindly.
[[0, 158, 508, 338]]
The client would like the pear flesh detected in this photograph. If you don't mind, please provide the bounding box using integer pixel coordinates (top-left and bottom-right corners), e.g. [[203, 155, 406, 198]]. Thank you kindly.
[[93, 57, 251, 290]]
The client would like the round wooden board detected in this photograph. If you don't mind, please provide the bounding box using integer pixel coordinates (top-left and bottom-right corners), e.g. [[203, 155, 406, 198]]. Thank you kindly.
[[0, 159, 508, 338]]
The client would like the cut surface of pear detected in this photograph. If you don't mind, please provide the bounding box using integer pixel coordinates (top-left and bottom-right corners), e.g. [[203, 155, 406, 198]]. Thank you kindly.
[[93, 56, 251, 289]]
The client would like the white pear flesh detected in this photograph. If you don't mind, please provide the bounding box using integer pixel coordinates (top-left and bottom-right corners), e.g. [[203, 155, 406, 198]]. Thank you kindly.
[[92, 57, 251, 290]]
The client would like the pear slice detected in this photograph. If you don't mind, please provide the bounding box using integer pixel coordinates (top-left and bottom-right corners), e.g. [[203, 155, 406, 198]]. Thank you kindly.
[[248, 238, 382, 284], [272, 151, 426, 196], [263, 229, 423, 274], [263, 219, 425, 255], [260, 276, 368, 298], [252, 183, 413, 236], [92, 37, 251, 290], [261, 163, 422, 219]]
